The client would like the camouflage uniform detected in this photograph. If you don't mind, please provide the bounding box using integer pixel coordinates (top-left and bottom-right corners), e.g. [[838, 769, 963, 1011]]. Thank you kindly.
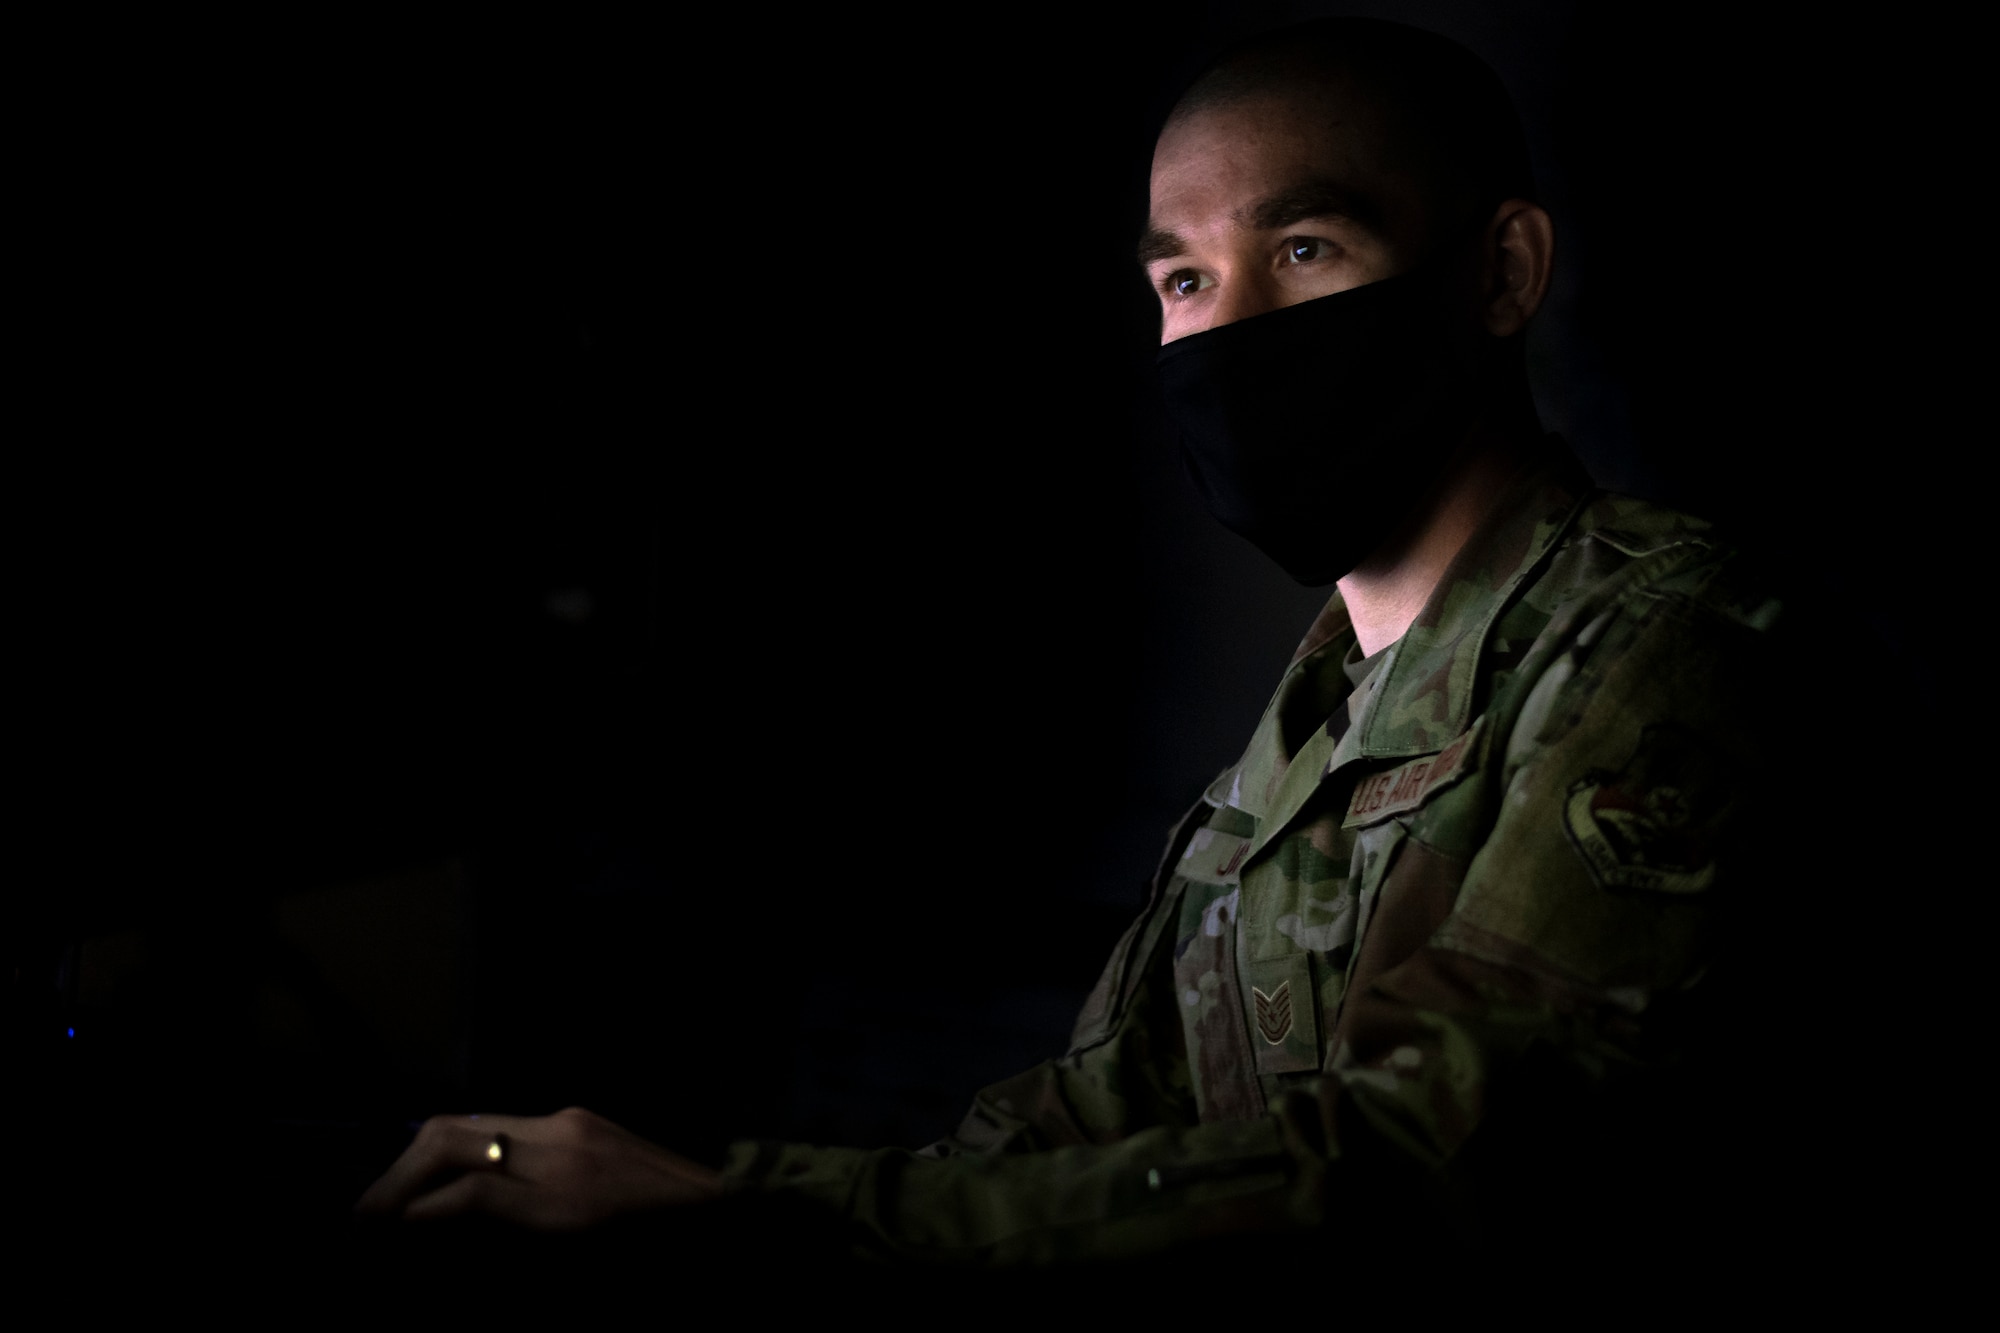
[[724, 441, 1783, 1265]]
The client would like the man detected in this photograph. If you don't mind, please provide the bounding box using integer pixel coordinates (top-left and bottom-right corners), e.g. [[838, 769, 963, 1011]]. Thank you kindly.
[[360, 19, 1788, 1268]]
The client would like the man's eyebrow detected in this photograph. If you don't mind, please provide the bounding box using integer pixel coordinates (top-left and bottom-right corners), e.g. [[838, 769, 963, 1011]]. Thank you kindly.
[[1136, 227, 1186, 268], [1243, 179, 1381, 234], [1136, 179, 1383, 268]]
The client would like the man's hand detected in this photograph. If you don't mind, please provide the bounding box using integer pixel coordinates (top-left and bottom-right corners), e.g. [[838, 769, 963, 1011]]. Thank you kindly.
[[354, 1107, 723, 1231]]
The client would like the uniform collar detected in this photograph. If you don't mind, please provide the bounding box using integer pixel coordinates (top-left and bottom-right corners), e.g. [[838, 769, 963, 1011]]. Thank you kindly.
[[1214, 438, 1592, 824], [1355, 439, 1592, 759]]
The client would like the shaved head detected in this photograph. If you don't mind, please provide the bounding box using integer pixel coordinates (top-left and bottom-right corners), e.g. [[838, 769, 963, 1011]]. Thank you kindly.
[[1164, 19, 1535, 246]]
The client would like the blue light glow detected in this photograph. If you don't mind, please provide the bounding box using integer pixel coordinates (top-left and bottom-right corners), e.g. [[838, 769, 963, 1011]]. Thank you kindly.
[[67, 1027, 76, 1038]]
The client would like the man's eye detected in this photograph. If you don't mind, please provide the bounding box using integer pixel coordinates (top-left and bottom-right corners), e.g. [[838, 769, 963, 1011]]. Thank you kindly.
[[1164, 270, 1211, 298], [1282, 237, 1332, 264]]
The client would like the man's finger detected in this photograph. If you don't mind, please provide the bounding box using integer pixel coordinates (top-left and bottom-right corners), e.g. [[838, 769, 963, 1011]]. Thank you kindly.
[[400, 1169, 548, 1227], [354, 1114, 535, 1215]]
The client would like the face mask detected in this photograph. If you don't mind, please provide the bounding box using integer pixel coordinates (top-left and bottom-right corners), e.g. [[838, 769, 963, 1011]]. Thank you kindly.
[[1155, 268, 1485, 585]]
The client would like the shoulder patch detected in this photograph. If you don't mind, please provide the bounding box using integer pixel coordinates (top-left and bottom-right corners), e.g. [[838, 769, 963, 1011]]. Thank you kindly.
[[1342, 717, 1484, 828], [1561, 722, 1724, 894]]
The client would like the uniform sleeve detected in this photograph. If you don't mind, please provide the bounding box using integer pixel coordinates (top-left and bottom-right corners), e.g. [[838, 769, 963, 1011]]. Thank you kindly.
[[719, 900, 1333, 1266], [722, 557, 1781, 1266]]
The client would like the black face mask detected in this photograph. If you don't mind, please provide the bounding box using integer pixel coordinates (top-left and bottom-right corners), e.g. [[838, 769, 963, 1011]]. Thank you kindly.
[[1155, 269, 1485, 586]]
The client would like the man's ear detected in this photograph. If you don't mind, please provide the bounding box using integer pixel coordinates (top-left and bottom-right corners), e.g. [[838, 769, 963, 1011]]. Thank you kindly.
[[1481, 199, 1554, 337]]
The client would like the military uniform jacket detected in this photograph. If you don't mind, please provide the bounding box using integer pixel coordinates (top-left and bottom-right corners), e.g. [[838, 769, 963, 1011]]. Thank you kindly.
[[725, 444, 1780, 1265]]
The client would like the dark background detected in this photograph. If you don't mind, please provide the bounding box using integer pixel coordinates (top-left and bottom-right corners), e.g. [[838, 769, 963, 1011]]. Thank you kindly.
[[14, 0, 1964, 1256]]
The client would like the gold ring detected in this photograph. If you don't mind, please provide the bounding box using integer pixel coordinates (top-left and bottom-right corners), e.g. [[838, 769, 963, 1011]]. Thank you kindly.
[[484, 1132, 510, 1170]]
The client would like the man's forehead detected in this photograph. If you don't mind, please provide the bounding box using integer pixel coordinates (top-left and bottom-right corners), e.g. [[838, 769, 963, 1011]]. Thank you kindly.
[[1144, 93, 1400, 244], [1155, 80, 1385, 162]]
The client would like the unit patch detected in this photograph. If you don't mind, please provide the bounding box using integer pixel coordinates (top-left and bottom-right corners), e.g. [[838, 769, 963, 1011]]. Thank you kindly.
[[1562, 722, 1724, 895], [1342, 716, 1484, 827]]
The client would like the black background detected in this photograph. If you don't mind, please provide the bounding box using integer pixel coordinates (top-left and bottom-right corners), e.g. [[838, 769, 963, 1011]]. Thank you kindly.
[[14, 0, 1967, 1260]]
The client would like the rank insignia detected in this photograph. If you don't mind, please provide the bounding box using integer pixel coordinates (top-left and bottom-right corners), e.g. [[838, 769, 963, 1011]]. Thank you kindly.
[[1253, 981, 1294, 1045], [1247, 953, 1319, 1074]]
